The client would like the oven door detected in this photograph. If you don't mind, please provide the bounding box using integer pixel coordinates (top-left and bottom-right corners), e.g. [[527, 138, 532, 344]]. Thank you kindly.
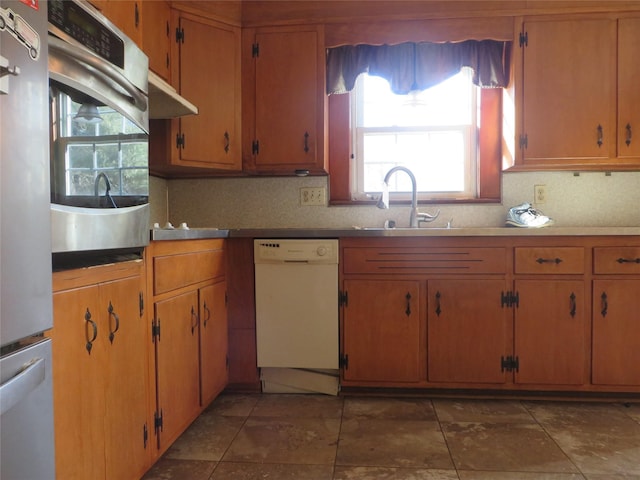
[[49, 35, 149, 254]]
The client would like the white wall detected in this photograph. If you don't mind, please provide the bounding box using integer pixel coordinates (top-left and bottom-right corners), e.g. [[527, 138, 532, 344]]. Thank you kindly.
[[149, 171, 640, 229]]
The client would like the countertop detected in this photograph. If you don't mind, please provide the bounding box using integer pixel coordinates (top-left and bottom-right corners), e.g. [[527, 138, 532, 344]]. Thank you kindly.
[[151, 226, 640, 241]]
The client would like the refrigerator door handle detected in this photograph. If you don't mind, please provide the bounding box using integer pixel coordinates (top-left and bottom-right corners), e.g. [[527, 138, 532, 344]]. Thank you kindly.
[[0, 357, 45, 416]]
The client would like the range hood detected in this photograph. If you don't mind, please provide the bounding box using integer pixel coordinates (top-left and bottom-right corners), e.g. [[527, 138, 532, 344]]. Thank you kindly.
[[148, 70, 198, 119]]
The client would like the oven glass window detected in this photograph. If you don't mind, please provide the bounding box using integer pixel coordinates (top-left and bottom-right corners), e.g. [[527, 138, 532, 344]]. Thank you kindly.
[[50, 87, 148, 208]]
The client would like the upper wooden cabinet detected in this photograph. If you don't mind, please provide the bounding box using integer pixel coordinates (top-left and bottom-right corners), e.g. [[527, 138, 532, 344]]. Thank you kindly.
[[89, 0, 142, 46], [516, 14, 640, 170], [149, 10, 242, 175], [141, 0, 172, 82], [242, 25, 328, 175]]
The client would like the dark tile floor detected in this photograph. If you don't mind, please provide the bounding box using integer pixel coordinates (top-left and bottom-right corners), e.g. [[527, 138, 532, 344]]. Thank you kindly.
[[142, 393, 640, 480]]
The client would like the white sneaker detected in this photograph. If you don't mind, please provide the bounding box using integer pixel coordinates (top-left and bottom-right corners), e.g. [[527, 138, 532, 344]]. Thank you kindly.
[[505, 203, 554, 228]]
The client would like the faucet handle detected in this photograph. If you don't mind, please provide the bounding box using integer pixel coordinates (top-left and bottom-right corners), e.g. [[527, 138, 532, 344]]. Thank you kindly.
[[417, 209, 440, 225]]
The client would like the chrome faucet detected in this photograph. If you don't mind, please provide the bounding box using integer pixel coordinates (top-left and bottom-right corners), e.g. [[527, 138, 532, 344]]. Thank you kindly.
[[94, 172, 117, 208], [376, 166, 439, 228]]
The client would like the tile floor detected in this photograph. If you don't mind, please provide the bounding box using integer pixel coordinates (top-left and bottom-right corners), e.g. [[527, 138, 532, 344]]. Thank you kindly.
[[142, 393, 640, 480]]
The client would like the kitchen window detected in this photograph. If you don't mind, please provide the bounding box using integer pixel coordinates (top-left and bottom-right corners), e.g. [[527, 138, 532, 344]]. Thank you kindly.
[[326, 39, 511, 205], [351, 69, 477, 201]]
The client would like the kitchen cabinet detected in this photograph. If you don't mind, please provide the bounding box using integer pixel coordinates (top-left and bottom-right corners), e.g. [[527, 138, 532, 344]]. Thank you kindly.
[[427, 279, 510, 385], [51, 260, 150, 480], [511, 247, 588, 386], [342, 279, 423, 383], [147, 239, 228, 455], [592, 246, 640, 386], [149, 10, 241, 175], [89, 0, 142, 46], [339, 236, 639, 394], [516, 14, 640, 170], [141, 0, 171, 82], [242, 25, 328, 175]]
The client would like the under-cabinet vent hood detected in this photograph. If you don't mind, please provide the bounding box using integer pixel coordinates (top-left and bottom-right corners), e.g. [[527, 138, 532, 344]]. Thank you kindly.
[[148, 70, 198, 119]]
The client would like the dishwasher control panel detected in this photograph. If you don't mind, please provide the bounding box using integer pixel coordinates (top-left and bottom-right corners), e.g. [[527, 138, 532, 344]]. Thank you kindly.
[[254, 239, 339, 264]]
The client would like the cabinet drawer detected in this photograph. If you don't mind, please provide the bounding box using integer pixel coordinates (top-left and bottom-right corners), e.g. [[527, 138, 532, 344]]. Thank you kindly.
[[514, 247, 584, 274], [343, 247, 506, 275], [154, 249, 225, 294], [593, 247, 640, 274]]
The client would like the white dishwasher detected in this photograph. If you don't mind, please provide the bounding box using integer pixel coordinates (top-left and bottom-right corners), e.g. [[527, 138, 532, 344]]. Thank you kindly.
[[254, 239, 339, 395]]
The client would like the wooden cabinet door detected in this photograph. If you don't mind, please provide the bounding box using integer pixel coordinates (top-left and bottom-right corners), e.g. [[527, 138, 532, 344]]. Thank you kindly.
[[141, 0, 171, 81], [100, 1, 142, 46], [199, 281, 229, 407], [592, 279, 640, 386], [52, 285, 106, 480], [617, 17, 640, 160], [154, 290, 200, 449], [249, 27, 327, 174], [520, 17, 615, 166], [101, 276, 149, 480], [342, 279, 422, 383], [427, 279, 510, 384], [173, 13, 241, 170], [514, 280, 587, 385]]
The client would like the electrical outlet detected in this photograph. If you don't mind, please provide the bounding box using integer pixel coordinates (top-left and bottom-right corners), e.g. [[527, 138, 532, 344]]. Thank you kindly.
[[534, 184, 547, 204], [300, 187, 326, 206]]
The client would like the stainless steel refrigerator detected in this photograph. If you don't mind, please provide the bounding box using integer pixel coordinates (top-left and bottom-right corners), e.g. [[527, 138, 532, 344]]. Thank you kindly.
[[0, 1, 55, 478]]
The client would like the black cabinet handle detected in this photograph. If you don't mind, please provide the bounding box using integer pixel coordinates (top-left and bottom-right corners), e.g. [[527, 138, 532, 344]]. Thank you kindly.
[[203, 302, 211, 327], [303, 131, 309, 153], [435, 291, 442, 316], [405, 292, 412, 317], [625, 123, 632, 147], [84, 308, 97, 355], [569, 292, 576, 318], [224, 131, 230, 153], [107, 301, 120, 344], [190, 306, 198, 335], [536, 257, 563, 264], [600, 292, 608, 317], [597, 124, 603, 147], [617, 257, 640, 264]]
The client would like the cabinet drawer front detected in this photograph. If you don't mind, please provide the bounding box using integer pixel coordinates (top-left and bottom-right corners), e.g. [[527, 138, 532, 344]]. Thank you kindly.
[[343, 247, 506, 274], [514, 247, 584, 274], [594, 247, 640, 274], [154, 250, 225, 294]]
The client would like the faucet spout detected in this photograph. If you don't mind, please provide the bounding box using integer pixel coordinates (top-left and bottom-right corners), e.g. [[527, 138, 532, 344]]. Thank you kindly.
[[94, 173, 117, 208], [377, 166, 439, 228]]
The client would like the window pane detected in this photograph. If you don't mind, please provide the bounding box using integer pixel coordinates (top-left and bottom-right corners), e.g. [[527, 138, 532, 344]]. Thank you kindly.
[[67, 171, 94, 196], [95, 143, 119, 169], [67, 144, 93, 169], [122, 169, 149, 196], [122, 142, 148, 167]]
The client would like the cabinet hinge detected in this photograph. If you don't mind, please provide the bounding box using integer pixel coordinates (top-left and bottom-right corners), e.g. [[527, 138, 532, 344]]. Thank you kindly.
[[154, 410, 164, 433], [339, 353, 349, 370], [519, 31, 528, 47], [500, 291, 519, 308], [176, 133, 185, 149], [338, 290, 348, 307], [139, 291, 144, 317], [252, 42, 259, 57], [176, 26, 185, 43], [519, 134, 528, 149], [225, 291, 229, 307], [501, 355, 520, 373], [252, 140, 260, 155], [143, 423, 148, 449], [152, 319, 161, 342]]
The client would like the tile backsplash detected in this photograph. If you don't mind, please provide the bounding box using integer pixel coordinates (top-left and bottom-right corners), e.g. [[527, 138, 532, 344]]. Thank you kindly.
[[149, 171, 640, 229]]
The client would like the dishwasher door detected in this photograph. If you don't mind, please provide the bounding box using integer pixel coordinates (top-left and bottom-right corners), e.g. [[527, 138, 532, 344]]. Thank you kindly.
[[254, 239, 339, 370]]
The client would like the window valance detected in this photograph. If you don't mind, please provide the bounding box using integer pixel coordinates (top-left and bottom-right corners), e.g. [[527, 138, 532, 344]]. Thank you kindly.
[[326, 40, 511, 95]]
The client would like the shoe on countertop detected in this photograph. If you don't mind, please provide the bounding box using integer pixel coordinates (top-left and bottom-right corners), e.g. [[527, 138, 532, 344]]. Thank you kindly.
[[505, 202, 554, 228]]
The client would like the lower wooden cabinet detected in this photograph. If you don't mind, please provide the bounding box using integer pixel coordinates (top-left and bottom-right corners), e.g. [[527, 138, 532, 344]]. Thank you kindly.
[[342, 279, 422, 383], [339, 236, 640, 394], [427, 279, 510, 384], [592, 278, 640, 386], [51, 261, 150, 480], [147, 239, 228, 456]]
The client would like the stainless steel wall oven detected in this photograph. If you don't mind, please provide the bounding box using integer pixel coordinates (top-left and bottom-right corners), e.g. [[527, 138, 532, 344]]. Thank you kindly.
[[48, 0, 149, 257]]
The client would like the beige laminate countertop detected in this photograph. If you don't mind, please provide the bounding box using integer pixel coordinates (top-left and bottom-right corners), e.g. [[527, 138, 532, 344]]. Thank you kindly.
[[151, 226, 640, 241]]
